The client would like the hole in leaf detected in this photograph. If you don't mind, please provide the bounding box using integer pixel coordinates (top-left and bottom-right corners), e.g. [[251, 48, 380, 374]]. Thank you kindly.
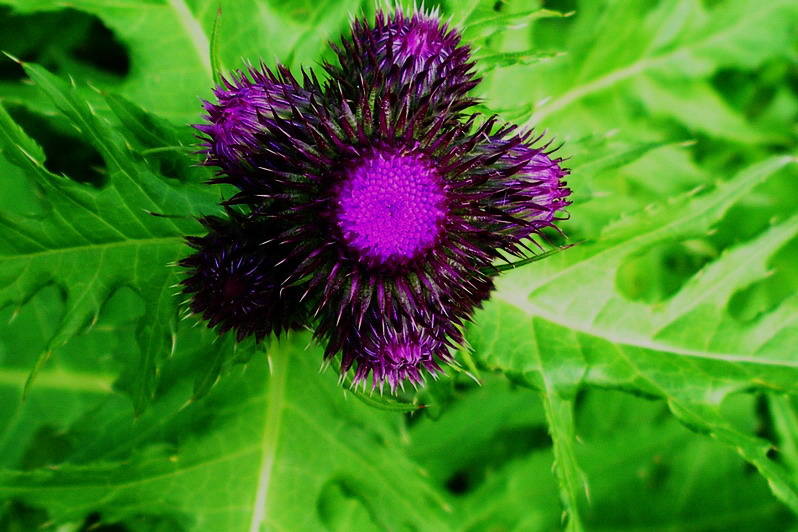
[[80, 514, 131, 532], [7, 106, 108, 188], [0, 501, 49, 531], [70, 17, 130, 77], [541, 0, 577, 10], [727, 234, 798, 322], [616, 240, 715, 304], [0, 7, 129, 81], [712, 67, 777, 121], [156, 158, 181, 181]]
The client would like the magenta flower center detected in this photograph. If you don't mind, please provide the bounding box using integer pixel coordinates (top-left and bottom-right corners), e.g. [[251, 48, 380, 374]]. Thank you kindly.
[[336, 152, 446, 263]]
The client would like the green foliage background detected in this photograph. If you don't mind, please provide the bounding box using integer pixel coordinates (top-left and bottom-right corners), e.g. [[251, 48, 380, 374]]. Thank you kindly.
[[0, 0, 796, 530]]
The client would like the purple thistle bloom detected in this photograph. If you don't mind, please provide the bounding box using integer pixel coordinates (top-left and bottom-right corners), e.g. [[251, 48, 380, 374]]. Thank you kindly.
[[179, 212, 306, 341], [335, 149, 447, 264], [184, 8, 571, 391]]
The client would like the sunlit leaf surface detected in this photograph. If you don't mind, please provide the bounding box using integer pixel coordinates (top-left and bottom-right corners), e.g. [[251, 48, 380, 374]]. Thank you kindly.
[[0, 0, 796, 530]]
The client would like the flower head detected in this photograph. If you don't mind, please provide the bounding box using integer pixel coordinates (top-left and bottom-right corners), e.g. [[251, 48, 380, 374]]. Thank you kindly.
[[335, 148, 447, 264], [185, 8, 571, 391]]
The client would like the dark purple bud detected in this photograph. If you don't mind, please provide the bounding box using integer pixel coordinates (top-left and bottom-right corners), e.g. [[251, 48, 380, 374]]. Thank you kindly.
[[348, 316, 447, 392], [179, 213, 307, 341]]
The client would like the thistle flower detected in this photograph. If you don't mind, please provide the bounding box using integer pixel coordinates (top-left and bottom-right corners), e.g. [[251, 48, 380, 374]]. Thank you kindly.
[[230, 74, 568, 389], [184, 7, 571, 391], [179, 212, 306, 341]]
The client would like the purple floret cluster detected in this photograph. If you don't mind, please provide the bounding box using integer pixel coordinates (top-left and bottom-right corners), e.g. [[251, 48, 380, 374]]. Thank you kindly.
[[181, 9, 571, 392]]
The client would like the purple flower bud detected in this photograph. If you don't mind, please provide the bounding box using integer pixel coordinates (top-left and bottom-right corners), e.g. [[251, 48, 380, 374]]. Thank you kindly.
[[326, 9, 479, 130], [368, 10, 469, 73], [353, 323, 446, 392], [474, 136, 572, 244], [179, 212, 307, 341], [338, 274, 496, 391], [194, 66, 308, 173]]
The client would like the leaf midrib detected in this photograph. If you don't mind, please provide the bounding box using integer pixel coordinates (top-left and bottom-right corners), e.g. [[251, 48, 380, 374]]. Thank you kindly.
[[165, 0, 212, 78], [248, 342, 289, 532], [495, 294, 798, 370], [0, 236, 184, 261], [526, 2, 782, 124], [0, 367, 114, 393]]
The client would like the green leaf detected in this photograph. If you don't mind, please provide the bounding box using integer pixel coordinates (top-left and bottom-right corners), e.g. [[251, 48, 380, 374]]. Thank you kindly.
[[469, 156, 798, 513], [519, 0, 798, 126], [0, 334, 451, 531], [0, 63, 221, 411]]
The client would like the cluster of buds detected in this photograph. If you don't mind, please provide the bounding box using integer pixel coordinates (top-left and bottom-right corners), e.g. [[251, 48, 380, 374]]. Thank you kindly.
[[182, 9, 571, 391]]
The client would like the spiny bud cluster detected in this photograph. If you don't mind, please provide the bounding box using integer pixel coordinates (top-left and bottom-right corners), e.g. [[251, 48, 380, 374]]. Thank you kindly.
[[182, 9, 571, 391]]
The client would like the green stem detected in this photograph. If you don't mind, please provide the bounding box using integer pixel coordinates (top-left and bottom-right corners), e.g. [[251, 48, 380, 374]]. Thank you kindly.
[[540, 392, 587, 532]]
